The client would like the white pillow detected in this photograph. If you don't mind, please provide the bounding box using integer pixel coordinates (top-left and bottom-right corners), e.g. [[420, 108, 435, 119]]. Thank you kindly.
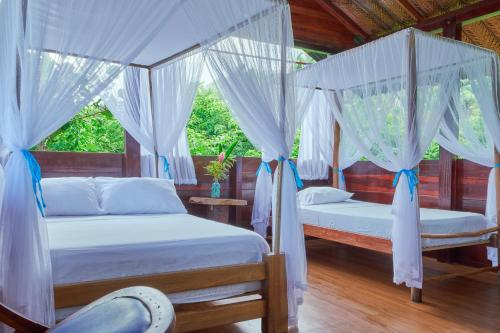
[[42, 177, 102, 216], [297, 186, 353, 206], [95, 177, 187, 215]]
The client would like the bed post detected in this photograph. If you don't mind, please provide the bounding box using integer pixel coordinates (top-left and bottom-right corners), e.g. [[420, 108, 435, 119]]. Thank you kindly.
[[147, 68, 159, 177], [406, 29, 422, 303], [332, 120, 341, 189], [262, 6, 288, 333], [495, 149, 500, 278], [331, 91, 342, 189]]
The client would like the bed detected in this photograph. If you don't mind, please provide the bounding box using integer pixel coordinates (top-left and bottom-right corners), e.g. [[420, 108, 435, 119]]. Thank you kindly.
[[300, 200, 492, 250], [42, 177, 288, 333], [300, 196, 498, 301]]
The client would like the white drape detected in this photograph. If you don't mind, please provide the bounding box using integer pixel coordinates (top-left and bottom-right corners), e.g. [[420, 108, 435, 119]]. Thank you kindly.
[[297, 91, 362, 187], [314, 29, 458, 288], [0, 0, 179, 327], [103, 51, 203, 184], [435, 56, 500, 266], [184, 0, 310, 324]]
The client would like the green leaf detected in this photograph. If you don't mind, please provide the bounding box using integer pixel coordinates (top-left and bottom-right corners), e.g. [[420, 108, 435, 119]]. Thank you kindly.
[[224, 140, 238, 161]]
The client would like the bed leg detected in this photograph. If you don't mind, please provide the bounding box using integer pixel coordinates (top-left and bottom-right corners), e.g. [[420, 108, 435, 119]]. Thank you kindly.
[[411, 287, 422, 303], [262, 254, 288, 333]]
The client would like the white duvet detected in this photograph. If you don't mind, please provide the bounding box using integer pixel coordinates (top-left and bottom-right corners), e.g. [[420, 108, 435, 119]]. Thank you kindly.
[[299, 200, 490, 248], [47, 213, 269, 313]]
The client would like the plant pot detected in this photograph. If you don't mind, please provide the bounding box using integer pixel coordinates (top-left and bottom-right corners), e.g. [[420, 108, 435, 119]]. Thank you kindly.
[[211, 181, 221, 198]]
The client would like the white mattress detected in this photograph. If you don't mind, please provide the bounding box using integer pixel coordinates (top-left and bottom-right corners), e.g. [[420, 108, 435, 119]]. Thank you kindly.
[[47, 213, 269, 309], [299, 200, 490, 248]]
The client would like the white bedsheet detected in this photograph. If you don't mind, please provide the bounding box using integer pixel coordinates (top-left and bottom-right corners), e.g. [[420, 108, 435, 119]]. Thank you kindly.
[[47, 213, 269, 313], [299, 200, 489, 248]]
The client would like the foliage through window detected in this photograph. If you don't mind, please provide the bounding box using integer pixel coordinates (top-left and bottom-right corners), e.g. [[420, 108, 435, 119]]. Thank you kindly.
[[36, 100, 124, 153]]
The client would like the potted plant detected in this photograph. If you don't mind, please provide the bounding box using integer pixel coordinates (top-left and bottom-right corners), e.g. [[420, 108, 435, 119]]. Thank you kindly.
[[205, 141, 237, 198]]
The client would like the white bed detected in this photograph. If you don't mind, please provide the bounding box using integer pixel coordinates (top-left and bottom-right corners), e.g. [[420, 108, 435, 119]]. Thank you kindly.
[[299, 200, 490, 248], [47, 213, 269, 317]]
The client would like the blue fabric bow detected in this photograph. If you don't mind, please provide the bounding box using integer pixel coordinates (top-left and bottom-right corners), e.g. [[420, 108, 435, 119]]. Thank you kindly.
[[279, 156, 304, 189], [495, 163, 500, 168], [162, 156, 172, 179], [392, 168, 419, 201], [256, 161, 272, 176], [332, 167, 345, 185], [21, 150, 46, 216]]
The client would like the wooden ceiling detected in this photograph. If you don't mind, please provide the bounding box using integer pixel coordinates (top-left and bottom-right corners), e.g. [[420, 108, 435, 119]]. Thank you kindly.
[[290, 0, 500, 54]]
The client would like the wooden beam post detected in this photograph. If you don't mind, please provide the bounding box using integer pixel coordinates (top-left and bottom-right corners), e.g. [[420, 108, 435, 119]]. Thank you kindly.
[[147, 69, 159, 177], [495, 149, 500, 273], [123, 132, 141, 177], [406, 29, 422, 303], [262, 254, 288, 333], [332, 120, 341, 189], [438, 19, 462, 212]]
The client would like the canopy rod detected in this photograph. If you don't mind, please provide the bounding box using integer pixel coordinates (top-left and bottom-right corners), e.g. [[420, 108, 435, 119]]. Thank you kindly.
[[147, 69, 159, 177], [206, 48, 312, 66], [40, 48, 149, 69], [148, 44, 201, 70], [300, 53, 493, 93]]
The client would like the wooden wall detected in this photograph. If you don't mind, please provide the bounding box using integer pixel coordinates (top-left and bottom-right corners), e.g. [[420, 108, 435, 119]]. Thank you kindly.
[[36, 148, 492, 267]]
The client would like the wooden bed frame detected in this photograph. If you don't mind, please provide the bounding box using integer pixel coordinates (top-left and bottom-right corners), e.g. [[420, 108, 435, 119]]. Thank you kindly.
[[53, 253, 288, 333], [48, 153, 291, 333]]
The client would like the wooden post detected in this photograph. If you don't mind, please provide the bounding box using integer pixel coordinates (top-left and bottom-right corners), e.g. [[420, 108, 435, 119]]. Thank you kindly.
[[147, 69, 159, 177], [274, 160, 284, 254], [123, 132, 141, 177], [331, 91, 342, 189], [495, 149, 500, 273], [438, 19, 462, 211], [406, 29, 423, 303], [332, 120, 341, 189], [262, 254, 288, 333]]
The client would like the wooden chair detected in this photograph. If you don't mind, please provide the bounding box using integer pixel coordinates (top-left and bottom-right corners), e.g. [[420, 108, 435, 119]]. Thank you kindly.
[[0, 286, 175, 333]]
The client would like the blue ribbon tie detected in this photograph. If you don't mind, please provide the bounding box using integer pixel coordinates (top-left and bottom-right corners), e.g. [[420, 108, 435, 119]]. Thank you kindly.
[[279, 156, 304, 189], [392, 168, 419, 201], [495, 163, 500, 168], [256, 161, 272, 176], [162, 156, 172, 179], [21, 150, 46, 216], [333, 167, 345, 185]]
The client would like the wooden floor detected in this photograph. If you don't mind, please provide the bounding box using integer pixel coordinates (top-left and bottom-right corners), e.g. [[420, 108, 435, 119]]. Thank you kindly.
[[196, 239, 500, 333]]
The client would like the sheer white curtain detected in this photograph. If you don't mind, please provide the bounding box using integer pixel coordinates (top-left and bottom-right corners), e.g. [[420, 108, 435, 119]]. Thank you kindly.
[[316, 29, 457, 288], [0, 0, 179, 327], [184, 0, 311, 324], [435, 55, 500, 266], [151, 51, 203, 184], [103, 51, 203, 184]]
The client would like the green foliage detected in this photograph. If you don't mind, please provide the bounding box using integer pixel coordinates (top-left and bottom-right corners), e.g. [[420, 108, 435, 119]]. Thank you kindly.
[[36, 100, 124, 153]]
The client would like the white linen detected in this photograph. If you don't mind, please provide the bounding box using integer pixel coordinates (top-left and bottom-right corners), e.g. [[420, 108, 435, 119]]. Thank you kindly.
[[300, 200, 490, 248], [0, 0, 176, 326], [42, 178, 102, 216], [46, 213, 269, 318], [184, 1, 311, 323], [435, 69, 499, 266], [95, 177, 186, 215], [297, 91, 362, 189], [297, 187, 353, 206]]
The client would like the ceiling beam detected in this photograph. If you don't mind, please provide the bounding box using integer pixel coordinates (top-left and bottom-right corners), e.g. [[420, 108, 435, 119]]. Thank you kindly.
[[314, 0, 371, 40], [396, 0, 424, 21], [416, 0, 500, 31]]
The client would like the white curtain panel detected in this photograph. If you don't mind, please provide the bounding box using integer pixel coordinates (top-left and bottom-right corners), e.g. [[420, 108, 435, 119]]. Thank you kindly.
[[183, 0, 310, 324], [297, 90, 362, 186], [0, 0, 179, 327], [297, 91, 330, 180], [315, 29, 459, 288], [151, 51, 203, 184], [252, 153, 274, 237], [103, 51, 202, 185], [435, 54, 500, 266]]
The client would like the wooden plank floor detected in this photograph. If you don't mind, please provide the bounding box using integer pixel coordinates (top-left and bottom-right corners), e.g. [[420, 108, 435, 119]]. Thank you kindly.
[[196, 239, 500, 333]]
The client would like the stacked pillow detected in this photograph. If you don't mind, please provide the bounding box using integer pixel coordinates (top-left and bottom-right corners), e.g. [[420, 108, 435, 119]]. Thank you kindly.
[[297, 186, 353, 206], [41, 177, 186, 216]]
